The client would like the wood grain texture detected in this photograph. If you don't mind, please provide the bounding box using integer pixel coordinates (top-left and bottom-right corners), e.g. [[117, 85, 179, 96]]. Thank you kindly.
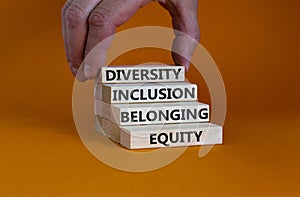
[[96, 116, 120, 143]]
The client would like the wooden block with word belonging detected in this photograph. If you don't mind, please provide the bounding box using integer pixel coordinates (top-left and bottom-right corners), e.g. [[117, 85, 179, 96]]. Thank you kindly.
[[95, 100, 209, 126]]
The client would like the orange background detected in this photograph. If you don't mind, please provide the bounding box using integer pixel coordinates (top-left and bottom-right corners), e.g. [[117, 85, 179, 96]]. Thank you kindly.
[[0, 0, 299, 196]]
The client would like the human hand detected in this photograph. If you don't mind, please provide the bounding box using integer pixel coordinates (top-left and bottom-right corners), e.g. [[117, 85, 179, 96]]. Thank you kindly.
[[62, 0, 200, 81]]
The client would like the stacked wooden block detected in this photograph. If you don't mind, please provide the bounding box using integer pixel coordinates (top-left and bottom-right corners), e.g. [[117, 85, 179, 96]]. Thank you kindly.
[[94, 65, 223, 149]]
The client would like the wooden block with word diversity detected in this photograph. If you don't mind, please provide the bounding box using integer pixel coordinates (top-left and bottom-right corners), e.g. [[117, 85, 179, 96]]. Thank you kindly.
[[94, 82, 197, 104], [95, 100, 209, 126], [99, 65, 185, 84], [120, 123, 222, 149]]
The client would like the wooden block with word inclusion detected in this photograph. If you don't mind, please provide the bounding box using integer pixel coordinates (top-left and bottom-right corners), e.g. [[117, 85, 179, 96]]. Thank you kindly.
[[98, 65, 185, 84], [120, 123, 222, 149], [94, 100, 209, 126], [94, 82, 197, 104]]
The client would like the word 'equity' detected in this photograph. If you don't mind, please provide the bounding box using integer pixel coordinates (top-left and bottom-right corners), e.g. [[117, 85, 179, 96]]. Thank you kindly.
[[150, 131, 203, 147]]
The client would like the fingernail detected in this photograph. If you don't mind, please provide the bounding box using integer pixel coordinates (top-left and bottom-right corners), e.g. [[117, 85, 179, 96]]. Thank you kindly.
[[84, 63, 94, 79], [76, 65, 87, 82], [185, 64, 190, 72], [71, 66, 78, 75]]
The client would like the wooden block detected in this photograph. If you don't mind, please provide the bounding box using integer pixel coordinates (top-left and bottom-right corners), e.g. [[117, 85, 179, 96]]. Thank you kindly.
[[94, 82, 197, 103], [120, 123, 222, 149], [95, 116, 110, 138], [95, 116, 120, 143], [95, 100, 209, 126], [98, 65, 185, 84]]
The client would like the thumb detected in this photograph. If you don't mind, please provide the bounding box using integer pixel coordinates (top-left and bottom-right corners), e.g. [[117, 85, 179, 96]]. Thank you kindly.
[[159, 0, 200, 71]]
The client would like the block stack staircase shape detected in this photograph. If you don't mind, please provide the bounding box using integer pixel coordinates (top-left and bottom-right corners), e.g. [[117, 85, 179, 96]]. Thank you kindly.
[[94, 65, 223, 149]]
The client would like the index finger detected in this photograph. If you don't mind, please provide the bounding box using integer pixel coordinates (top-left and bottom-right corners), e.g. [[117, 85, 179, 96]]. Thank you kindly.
[[62, 0, 102, 80], [83, 0, 151, 79]]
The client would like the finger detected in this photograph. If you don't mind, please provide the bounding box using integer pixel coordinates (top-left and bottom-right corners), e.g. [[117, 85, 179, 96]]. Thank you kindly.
[[62, 0, 102, 80], [159, 0, 200, 71], [84, 0, 151, 79], [62, 0, 74, 74]]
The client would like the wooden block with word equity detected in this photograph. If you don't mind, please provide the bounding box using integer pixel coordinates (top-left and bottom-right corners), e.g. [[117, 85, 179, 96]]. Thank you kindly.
[[98, 65, 185, 84], [94, 82, 197, 104], [94, 100, 209, 126], [120, 123, 222, 149]]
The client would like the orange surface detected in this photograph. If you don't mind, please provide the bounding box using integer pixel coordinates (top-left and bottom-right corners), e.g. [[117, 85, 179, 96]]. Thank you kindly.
[[0, 0, 299, 196]]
